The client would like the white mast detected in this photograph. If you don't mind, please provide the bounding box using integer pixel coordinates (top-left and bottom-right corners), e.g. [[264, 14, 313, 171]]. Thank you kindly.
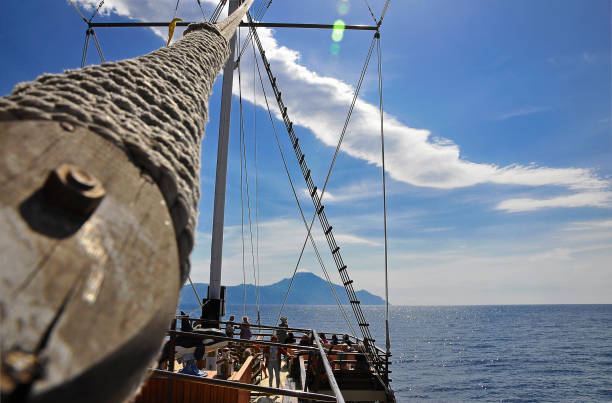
[[209, 0, 240, 301]]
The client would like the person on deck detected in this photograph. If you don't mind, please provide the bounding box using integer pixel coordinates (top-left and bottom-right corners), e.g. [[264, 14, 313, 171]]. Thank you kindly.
[[299, 334, 310, 346], [276, 316, 289, 344], [225, 315, 235, 338], [263, 335, 292, 388], [330, 334, 340, 345], [239, 316, 252, 340], [318, 333, 328, 344], [342, 334, 353, 346], [342, 334, 355, 351], [216, 347, 234, 379], [285, 332, 296, 344]]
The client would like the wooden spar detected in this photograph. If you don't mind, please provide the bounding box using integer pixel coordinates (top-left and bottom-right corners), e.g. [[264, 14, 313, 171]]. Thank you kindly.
[[90, 21, 379, 30], [0, 1, 254, 403]]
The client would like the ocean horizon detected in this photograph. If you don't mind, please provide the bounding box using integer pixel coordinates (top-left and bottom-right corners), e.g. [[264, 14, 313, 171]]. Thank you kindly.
[[179, 303, 612, 401]]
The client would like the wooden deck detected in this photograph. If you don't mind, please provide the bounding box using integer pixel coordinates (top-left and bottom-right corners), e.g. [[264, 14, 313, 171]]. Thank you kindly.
[[251, 363, 295, 403]]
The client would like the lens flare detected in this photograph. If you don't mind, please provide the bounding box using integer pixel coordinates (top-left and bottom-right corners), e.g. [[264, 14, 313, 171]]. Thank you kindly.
[[331, 19, 346, 42], [337, 0, 350, 15], [330, 43, 341, 55]]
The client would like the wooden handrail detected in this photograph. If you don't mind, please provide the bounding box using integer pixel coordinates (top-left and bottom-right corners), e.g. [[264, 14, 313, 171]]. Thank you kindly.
[[229, 356, 253, 382]]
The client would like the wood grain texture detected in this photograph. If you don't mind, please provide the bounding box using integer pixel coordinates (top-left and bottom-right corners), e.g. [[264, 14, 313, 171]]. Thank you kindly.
[[132, 358, 253, 403], [0, 120, 180, 403]]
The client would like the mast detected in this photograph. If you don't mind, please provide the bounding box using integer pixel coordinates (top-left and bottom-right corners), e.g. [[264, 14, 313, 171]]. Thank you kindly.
[[208, 0, 239, 304]]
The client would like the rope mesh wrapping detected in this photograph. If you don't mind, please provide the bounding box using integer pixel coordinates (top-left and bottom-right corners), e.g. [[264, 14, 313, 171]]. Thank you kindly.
[[0, 23, 230, 283]]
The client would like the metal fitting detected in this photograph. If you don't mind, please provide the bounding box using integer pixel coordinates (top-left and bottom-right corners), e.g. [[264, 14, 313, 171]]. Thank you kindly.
[[43, 164, 106, 216], [1, 349, 43, 390]]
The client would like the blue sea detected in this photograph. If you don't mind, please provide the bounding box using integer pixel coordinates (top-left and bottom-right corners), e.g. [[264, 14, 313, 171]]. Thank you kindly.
[[183, 304, 612, 402]]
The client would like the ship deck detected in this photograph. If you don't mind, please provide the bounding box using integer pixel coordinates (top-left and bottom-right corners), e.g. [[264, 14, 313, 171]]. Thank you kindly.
[[131, 317, 391, 402]]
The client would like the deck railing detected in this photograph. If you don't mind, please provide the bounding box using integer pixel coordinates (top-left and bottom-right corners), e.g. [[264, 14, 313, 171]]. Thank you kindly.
[[157, 316, 391, 402]]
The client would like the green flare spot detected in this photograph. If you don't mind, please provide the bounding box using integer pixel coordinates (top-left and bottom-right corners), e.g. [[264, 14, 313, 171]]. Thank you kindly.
[[332, 19, 346, 42]]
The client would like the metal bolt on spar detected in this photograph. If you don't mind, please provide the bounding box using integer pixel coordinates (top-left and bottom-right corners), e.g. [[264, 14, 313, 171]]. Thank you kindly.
[[42, 163, 106, 216]]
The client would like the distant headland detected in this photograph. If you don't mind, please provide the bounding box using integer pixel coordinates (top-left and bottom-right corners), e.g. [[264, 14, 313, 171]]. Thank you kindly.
[[179, 271, 385, 310]]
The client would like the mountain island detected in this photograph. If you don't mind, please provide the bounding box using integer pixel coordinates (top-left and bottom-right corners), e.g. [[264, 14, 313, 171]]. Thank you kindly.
[[179, 271, 385, 311]]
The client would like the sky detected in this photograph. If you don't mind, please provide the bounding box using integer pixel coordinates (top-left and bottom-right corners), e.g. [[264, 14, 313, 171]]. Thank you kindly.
[[1, 0, 611, 305]]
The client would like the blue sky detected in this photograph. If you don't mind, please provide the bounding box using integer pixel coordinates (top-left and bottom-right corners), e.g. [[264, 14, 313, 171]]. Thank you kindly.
[[1, 0, 610, 305]]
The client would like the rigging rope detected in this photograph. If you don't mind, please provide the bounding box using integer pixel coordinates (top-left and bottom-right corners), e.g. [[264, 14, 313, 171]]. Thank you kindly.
[[238, 51, 262, 325], [237, 27, 247, 318], [81, 29, 91, 68], [252, 38, 262, 322], [271, 31, 377, 327], [363, 0, 378, 24], [250, 40, 358, 338], [68, 0, 88, 23], [195, 0, 207, 20], [90, 29, 105, 63], [89, 0, 105, 23], [376, 33, 391, 355], [236, 0, 274, 63], [246, 16, 391, 390], [378, 0, 392, 26], [188, 274, 204, 309], [172, 0, 181, 19], [210, 0, 227, 23], [81, 28, 105, 66]]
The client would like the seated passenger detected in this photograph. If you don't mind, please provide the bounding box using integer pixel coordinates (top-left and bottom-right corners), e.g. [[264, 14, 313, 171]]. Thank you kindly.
[[285, 332, 297, 344], [299, 335, 310, 346]]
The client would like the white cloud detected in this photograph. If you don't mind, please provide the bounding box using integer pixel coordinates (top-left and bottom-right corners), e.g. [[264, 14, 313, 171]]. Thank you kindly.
[[495, 191, 612, 213], [231, 27, 610, 208], [73, 0, 220, 41], [73, 0, 611, 212]]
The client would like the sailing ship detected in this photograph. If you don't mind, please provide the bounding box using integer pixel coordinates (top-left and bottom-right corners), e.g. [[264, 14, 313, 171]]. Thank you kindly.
[[0, 1, 394, 402]]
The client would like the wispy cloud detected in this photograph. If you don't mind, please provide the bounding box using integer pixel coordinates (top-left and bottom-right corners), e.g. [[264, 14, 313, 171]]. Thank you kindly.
[[334, 233, 380, 246], [302, 181, 381, 204], [564, 219, 612, 232], [496, 191, 612, 213], [496, 105, 549, 120], [582, 51, 603, 64], [385, 235, 612, 304], [190, 216, 382, 286]]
